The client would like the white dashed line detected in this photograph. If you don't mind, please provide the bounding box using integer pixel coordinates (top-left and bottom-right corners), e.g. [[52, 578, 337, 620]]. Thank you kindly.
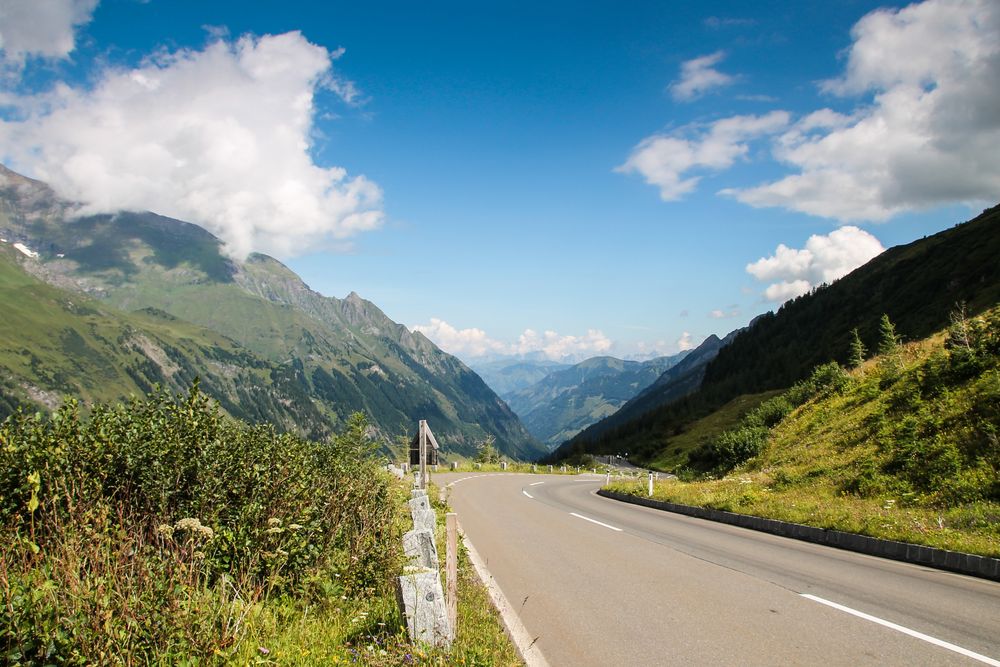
[[570, 512, 622, 532], [529, 481, 545, 486], [522, 490, 534, 499], [801, 594, 1000, 666]]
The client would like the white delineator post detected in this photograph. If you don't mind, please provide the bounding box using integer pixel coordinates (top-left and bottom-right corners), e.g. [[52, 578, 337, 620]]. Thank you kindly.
[[419, 419, 428, 490], [446, 512, 458, 634], [648, 471, 654, 497]]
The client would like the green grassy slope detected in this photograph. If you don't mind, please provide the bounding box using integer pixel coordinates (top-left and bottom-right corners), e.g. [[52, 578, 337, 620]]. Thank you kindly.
[[0, 247, 332, 433], [610, 306, 1000, 556]]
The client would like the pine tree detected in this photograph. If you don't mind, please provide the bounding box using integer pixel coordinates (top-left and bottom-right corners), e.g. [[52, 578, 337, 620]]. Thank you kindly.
[[878, 314, 900, 356], [848, 328, 867, 368]]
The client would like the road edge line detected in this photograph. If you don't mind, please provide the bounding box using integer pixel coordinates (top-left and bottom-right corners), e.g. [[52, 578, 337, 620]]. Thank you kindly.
[[801, 594, 1000, 666], [460, 529, 550, 667]]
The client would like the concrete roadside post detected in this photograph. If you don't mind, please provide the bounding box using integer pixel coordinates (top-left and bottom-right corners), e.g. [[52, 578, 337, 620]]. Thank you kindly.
[[446, 512, 458, 634], [648, 471, 654, 497], [549, 465, 553, 473], [606, 470, 611, 485], [419, 419, 428, 491]]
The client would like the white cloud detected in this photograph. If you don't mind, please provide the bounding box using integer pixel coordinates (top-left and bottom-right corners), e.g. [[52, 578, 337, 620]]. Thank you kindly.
[[514, 328, 613, 360], [0, 31, 382, 259], [669, 51, 736, 102], [747, 226, 885, 302], [726, 0, 1000, 220], [412, 319, 614, 362], [410, 318, 509, 359], [762, 280, 813, 302], [617, 111, 789, 200], [709, 307, 741, 319], [0, 0, 98, 65], [676, 331, 695, 351]]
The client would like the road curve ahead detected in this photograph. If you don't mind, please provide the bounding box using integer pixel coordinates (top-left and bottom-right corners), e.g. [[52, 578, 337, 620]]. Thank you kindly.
[[438, 472, 1000, 667]]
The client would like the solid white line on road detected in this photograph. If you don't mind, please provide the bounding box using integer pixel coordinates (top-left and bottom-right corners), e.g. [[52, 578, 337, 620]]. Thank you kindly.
[[460, 530, 550, 667], [529, 481, 545, 486], [570, 512, 623, 532], [800, 594, 1000, 666], [522, 490, 534, 499]]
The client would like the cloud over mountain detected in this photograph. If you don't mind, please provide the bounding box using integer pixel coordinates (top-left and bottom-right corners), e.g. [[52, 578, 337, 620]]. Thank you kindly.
[[0, 31, 382, 259], [411, 319, 614, 362], [747, 226, 885, 302]]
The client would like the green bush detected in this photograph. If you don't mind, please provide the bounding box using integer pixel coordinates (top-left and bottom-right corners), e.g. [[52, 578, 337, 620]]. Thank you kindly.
[[0, 384, 402, 663]]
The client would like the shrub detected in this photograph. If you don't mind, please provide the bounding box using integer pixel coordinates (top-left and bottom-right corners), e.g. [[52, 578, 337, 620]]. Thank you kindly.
[[0, 384, 402, 663]]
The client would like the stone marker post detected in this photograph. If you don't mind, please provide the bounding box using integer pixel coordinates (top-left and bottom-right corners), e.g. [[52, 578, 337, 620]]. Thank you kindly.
[[446, 513, 458, 634], [648, 471, 654, 497]]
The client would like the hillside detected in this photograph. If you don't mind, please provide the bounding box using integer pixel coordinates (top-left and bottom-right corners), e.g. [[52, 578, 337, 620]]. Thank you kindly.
[[0, 165, 542, 459], [608, 305, 1000, 557], [505, 354, 685, 449], [555, 205, 1000, 464], [0, 246, 331, 431]]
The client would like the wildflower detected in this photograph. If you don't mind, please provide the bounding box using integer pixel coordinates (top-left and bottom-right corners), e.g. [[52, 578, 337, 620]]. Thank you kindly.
[[267, 517, 282, 526], [266, 526, 284, 534], [258, 646, 270, 656], [156, 524, 174, 539], [173, 517, 214, 540], [289, 523, 303, 530]]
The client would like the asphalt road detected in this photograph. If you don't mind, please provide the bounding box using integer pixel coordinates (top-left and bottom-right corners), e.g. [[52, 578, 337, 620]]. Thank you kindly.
[[436, 472, 1000, 667]]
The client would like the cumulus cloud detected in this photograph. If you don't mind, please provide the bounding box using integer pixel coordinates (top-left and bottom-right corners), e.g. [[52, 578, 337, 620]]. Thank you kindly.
[[0, 31, 381, 258], [669, 51, 736, 102], [676, 331, 695, 351], [726, 0, 1000, 220], [616, 111, 789, 200], [514, 328, 613, 360], [410, 318, 509, 359], [746, 226, 885, 302], [412, 319, 614, 362], [0, 0, 98, 65]]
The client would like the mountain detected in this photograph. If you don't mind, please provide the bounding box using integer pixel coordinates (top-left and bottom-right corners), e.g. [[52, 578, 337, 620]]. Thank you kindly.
[[555, 330, 740, 452], [0, 245, 331, 430], [504, 354, 686, 449], [555, 204, 1000, 464], [0, 165, 543, 460], [469, 358, 572, 396]]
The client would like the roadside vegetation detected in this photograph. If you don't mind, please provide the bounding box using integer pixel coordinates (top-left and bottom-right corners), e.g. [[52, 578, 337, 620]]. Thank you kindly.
[[0, 383, 520, 665], [607, 306, 1000, 558]]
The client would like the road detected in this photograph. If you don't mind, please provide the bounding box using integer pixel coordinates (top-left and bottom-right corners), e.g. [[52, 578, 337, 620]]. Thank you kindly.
[[436, 472, 1000, 666]]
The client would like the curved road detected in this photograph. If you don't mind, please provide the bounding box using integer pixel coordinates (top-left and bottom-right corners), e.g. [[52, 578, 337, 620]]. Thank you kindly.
[[437, 472, 1000, 666]]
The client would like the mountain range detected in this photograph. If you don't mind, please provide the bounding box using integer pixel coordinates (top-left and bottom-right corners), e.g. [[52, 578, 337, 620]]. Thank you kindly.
[[0, 165, 543, 460], [501, 354, 686, 449]]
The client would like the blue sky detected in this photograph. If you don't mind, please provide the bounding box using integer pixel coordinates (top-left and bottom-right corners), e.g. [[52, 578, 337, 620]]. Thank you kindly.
[[1, 0, 996, 363]]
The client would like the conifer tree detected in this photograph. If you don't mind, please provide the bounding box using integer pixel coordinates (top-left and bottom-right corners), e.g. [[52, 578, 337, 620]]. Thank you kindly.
[[878, 314, 900, 356], [848, 328, 867, 368]]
